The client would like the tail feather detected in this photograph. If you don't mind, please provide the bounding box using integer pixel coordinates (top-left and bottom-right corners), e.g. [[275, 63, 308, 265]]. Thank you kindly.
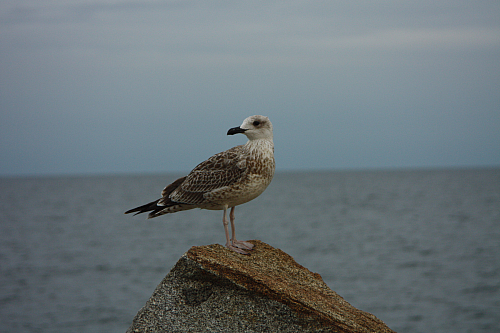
[[125, 175, 189, 219], [125, 199, 162, 216]]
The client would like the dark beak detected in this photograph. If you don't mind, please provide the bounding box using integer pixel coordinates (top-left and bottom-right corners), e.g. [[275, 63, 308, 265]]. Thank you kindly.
[[227, 126, 247, 135]]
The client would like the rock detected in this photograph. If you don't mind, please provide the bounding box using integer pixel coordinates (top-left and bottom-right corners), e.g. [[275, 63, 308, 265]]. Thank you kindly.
[[127, 240, 395, 333]]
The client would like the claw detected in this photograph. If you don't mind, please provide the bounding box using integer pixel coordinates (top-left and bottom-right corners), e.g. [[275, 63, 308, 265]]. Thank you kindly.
[[232, 239, 254, 251], [226, 243, 250, 255]]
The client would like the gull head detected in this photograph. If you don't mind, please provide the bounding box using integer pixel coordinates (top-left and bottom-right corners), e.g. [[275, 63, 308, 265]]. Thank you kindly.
[[227, 115, 273, 140]]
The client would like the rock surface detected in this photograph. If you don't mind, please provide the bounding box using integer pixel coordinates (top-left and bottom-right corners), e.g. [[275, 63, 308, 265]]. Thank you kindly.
[[127, 240, 395, 333]]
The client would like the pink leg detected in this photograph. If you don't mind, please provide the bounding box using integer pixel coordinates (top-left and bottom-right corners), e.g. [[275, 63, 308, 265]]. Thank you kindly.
[[223, 206, 250, 255], [229, 206, 254, 251]]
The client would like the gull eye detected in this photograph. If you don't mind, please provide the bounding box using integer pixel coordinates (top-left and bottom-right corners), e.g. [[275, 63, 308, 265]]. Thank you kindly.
[[253, 121, 260, 126]]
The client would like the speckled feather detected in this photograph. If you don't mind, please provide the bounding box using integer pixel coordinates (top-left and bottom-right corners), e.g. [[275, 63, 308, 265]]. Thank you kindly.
[[165, 145, 248, 206]]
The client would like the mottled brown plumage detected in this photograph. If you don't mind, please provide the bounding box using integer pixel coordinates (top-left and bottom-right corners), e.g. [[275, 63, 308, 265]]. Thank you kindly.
[[125, 115, 275, 254]]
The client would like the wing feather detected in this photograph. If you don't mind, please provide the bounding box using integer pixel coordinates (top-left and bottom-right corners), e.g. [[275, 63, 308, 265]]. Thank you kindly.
[[168, 145, 247, 205]]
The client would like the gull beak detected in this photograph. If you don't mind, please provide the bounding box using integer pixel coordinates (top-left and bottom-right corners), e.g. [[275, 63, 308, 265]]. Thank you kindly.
[[227, 126, 248, 135]]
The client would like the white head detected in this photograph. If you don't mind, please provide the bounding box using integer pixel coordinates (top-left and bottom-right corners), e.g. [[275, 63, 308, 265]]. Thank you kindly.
[[227, 115, 273, 141]]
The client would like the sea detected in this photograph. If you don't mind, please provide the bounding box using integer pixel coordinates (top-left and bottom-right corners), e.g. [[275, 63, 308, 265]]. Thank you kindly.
[[0, 168, 499, 333]]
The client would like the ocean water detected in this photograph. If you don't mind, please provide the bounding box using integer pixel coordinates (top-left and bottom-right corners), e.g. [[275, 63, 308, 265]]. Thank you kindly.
[[0, 169, 499, 333]]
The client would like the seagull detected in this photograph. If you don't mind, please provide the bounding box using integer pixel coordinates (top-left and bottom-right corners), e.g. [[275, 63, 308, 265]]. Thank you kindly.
[[125, 115, 275, 254]]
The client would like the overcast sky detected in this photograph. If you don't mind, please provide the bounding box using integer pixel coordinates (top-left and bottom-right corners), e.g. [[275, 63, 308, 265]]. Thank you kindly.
[[1, 1, 499, 176]]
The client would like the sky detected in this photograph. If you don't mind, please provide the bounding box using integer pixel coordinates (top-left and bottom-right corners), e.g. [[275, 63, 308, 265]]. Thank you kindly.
[[1, 1, 499, 177]]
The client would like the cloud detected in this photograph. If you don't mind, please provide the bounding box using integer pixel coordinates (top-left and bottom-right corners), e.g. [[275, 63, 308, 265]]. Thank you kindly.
[[298, 27, 500, 51], [1, 1, 499, 175]]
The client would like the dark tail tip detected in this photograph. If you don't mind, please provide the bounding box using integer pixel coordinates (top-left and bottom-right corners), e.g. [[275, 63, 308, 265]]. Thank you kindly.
[[124, 199, 161, 216]]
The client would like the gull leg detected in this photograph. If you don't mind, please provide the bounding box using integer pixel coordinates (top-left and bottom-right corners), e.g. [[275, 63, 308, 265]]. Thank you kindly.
[[223, 206, 249, 255], [229, 206, 254, 251]]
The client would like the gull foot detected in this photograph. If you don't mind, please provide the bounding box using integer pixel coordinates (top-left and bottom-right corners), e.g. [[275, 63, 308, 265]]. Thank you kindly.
[[226, 243, 251, 255], [232, 239, 254, 251]]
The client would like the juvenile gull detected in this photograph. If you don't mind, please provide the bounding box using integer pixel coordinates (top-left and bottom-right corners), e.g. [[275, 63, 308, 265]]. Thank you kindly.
[[125, 115, 275, 255]]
